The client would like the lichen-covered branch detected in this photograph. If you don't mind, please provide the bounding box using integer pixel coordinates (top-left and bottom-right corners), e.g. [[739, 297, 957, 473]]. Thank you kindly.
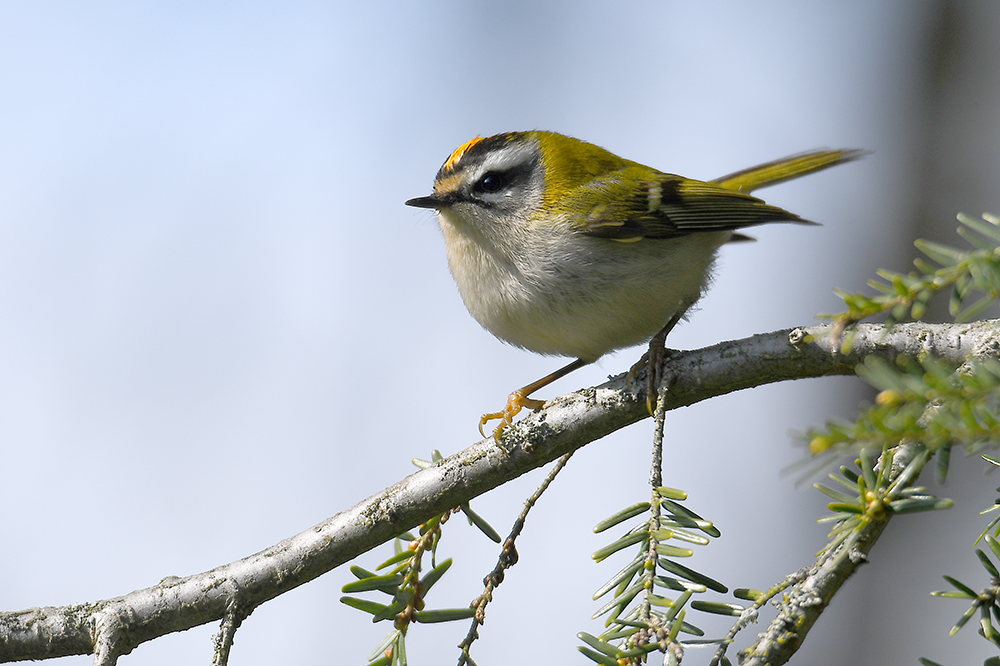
[[1, 321, 996, 664], [738, 443, 928, 666]]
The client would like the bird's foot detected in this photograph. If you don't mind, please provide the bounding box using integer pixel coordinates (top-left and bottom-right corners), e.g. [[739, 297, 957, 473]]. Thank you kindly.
[[479, 390, 546, 440]]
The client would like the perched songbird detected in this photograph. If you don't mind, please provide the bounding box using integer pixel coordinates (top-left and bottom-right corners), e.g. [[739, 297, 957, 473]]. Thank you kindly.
[[406, 131, 863, 437]]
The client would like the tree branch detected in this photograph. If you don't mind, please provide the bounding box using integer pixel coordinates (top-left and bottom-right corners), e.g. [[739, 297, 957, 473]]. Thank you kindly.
[[2, 320, 996, 663], [738, 442, 929, 665]]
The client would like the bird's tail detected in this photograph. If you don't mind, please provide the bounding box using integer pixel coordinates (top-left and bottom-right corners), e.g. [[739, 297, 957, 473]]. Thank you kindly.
[[712, 149, 868, 193]]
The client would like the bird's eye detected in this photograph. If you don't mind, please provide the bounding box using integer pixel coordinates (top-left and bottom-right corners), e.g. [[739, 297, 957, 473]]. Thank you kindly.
[[475, 171, 507, 194]]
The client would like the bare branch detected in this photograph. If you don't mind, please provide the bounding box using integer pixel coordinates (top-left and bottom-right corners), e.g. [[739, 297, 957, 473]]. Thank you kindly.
[[1, 320, 996, 663]]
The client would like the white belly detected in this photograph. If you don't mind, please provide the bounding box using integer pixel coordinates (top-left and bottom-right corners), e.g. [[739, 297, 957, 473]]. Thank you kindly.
[[439, 210, 728, 361]]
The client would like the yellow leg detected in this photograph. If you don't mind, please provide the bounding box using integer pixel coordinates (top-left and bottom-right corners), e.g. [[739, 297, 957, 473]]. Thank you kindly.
[[479, 358, 589, 439]]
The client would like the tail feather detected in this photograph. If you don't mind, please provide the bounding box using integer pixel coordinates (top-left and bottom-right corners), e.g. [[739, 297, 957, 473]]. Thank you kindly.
[[712, 149, 868, 193]]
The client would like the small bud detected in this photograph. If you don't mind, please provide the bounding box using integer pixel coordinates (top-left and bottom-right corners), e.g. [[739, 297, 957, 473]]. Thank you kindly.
[[809, 435, 833, 454]]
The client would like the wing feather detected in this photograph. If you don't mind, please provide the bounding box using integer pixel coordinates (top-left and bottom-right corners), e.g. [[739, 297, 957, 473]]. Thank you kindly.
[[573, 171, 809, 241]]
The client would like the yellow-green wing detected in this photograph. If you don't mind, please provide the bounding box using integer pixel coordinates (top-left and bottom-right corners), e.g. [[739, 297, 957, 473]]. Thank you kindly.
[[572, 149, 863, 241], [571, 170, 807, 241]]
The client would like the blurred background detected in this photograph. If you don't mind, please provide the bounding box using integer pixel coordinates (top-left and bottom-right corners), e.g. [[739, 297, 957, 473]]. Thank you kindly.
[[1, 2, 999, 664]]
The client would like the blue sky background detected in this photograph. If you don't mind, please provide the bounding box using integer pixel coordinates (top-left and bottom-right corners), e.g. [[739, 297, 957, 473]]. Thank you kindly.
[[2, 3, 999, 665]]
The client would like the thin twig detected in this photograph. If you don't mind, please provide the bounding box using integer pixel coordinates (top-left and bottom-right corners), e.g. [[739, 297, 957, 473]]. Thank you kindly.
[[212, 599, 249, 666], [639, 389, 670, 627], [708, 568, 810, 666], [456, 452, 574, 666]]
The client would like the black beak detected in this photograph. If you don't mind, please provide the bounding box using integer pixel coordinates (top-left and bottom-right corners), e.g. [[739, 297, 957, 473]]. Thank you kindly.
[[405, 194, 446, 209]]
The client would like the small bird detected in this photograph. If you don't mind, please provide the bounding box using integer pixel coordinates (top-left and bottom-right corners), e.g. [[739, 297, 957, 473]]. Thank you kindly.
[[406, 132, 863, 438]]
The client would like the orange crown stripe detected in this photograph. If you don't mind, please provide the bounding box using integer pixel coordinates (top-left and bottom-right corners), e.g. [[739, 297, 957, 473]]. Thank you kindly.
[[443, 136, 484, 171]]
